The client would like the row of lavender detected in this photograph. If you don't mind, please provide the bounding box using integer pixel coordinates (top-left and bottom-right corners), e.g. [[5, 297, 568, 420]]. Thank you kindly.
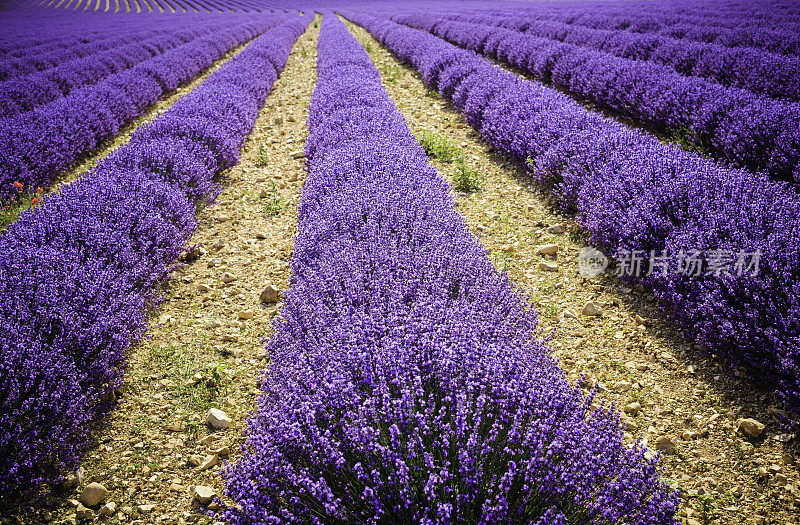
[[496, 1, 800, 56], [29, 0, 211, 13], [0, 12, 311, 508], [222, 13, 677, 525], [0, 18, 252, 117], [30, 0, 280, 12], [0, 14, 286, 203], [20, 0, 318, 13], [1, 25, 160, 73], [428, 9, 800, 103], [342, 13, 800, 411], [390, 12, 800, 183], [0, 16, 229, 80], [455, 1, 800, 57], [98, 0, 262, 13], [0, 9, 149, 56], [458, 3, 800, 30]]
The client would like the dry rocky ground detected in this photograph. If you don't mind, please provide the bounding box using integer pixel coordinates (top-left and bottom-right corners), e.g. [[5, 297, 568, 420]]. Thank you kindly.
[[10, 14, 799, 525], [344, 19, 800, 525], [30, 20, 321, 525], [1, 37, 250, 231]]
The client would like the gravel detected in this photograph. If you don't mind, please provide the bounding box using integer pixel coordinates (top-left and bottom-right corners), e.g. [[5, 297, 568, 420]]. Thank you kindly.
[[43, 20, 320, 525], [345, 18, 800, 524]]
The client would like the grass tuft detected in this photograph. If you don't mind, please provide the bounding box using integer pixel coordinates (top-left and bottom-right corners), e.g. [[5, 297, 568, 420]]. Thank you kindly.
[[261, 181, 283, 217], [1, 185, 44, 231], [255, 144, 270, 167], [452, 159, 483, 193], [416, 130, 461, 162], [416, 131, 483, 193]]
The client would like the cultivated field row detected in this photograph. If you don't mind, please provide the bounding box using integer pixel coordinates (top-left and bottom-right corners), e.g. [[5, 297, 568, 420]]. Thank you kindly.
[[2, 4, 799, 525]]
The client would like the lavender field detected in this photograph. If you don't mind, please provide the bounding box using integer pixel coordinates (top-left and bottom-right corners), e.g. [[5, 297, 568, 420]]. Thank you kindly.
[[1, 0, 798, 524]]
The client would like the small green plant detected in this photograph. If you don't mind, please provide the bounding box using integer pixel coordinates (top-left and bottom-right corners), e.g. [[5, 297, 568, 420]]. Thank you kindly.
[[490, 249, 514, 274], [1, 183, 43, 231], [261, 181, 282, 217], [452, 159, 483, 192], [364, 42, 373, 53], [149, 344, 178, 363], [186, 418, 202, 440], [1, 201, 29, 230], [668, 127, 711, 156], [539, 299, 559, 318], [415, 131, 482, 192], [255, 144, 269, 167], [416, 130, 460, 162], [313, 21, 319, 28], [695, 494, 718, 524], [300, 48, 308, 58], [378, 62, 400, 83]]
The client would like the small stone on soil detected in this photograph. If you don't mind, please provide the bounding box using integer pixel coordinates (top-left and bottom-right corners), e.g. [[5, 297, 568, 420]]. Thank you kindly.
[[79, 482, 108, 507], [193, 485, 216, 505], [207, 408, 232, 429], [260, 284, 280, 303], [582, 301, 603, 316], [538, 261, 559, 272], [99, 502, 116, 516], [737, 418, 765, 439], [536, 244, 559, 256], [76, 503, 93, 520], [199, 454, 219, 471]]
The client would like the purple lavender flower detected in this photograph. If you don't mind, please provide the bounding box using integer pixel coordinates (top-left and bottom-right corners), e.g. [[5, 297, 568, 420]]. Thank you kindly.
[[0, 13, 311, 508], [222, 14, 678, 525]]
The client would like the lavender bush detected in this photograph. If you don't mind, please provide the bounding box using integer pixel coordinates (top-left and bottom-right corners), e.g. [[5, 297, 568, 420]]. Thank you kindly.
[[222, 14, 678, 525], [0, 13, 311, 507], [0, 14, 286, 203], [0, 19, 246, 117], [390, 12, 800, 183], [0, 17, 243, 82], [428, 9, 800, 102], [476, 3, 800, 57], [342, 12, 800, 412]]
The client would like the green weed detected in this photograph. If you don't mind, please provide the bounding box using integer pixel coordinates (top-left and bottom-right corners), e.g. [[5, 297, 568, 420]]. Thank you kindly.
[[668, 127, 711, 157], [255, 144, 269, 167], [416, 130, 461, 162], [490, 249, 514, 274], [261, 181, 283, 217], [1, 186, 43, 231], [695, 494, 718, 524], [377, 62, 400, 83], [452, 159, 483, 193]]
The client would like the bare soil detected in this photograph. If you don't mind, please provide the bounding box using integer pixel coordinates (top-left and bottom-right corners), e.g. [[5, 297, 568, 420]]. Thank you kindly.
[[345, 18, 800, 525], [39, 20, 319, 525], [13, 13, 799, 525]]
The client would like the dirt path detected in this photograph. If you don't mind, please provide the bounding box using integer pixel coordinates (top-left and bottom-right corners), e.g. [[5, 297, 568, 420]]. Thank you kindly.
[[46, 19, 319, 525], [59, 39, 251, 192], [345, 18, 800, 525], [1, 35, 255, 232]]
